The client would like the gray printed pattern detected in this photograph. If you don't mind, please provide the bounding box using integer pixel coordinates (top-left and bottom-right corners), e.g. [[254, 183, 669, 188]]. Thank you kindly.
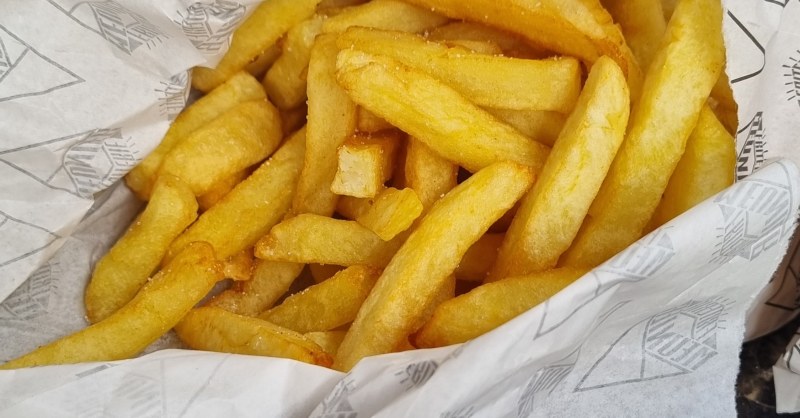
[[735, 112, 767, 181], [155, 72, 190, 121], [318, 378, 358, 418], [176, 1, 246, 54], [517, 348, 581, 417], [0, 211, 59, 270], [785, 50, 800, 108], [0, 261, 58, 321]]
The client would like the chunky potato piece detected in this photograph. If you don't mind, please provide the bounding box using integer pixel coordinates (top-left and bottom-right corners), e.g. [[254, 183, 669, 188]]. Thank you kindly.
[[209, 260, 304, 317], [321, 0, 448, 34], [309, 263, 345, 283], [356, 188, 423, 241], [304, 330, 348, 356], [330, 131, 402, 198], [455, 233, 504, 282], [404, 138, 458, 212], [264, 15, 325, 110], [486, 109, 566, 147], [222, 248, 256, 281], [243, 43, 282, 78], [357, 107, 394, 133], [197, 169, 249, 212], [84, 176, 198, 323], [336, 195, 376, 220], [601, 0, 666, 72], [427, 21, 546, 59]]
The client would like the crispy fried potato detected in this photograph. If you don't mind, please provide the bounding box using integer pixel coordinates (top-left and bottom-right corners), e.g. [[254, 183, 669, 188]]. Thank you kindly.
[[197, 169, 249, 212], [486, 109, 566, 147], [309, 263, 345, 283], [280, 106, 309, 137], [256, 214, 403, 267], [192, 0, 321, 92], [337, 27, 582, 112], [414, 267, 588, 348], [175, 307, 332, 367], [456, 233, 504, 282], [489, 56, 629, 281], [261, 265, 381, 332], [264, 15, 325, 110], [601, 0, 666, 71], [356, 188, 423, 240], [335, 161, 534, 371], [304, 330, 348, 356], [331, 131, 402, 198], [209, 260, 304, 317], [357, 107, 394, 133], [442, 39, 503, 55], [647, 106, 736, 230], [222, 248, 255, 281], [404, 138, 458, 212], [427, 21, 547, 59], [167, 128, 305, 262], [243, 42, 283, 78], [158, 100, 283, 196], [336, 195, 376, 220], [336, 50, 550, 173], [562, 0, 724, 268], [126, 72, 265, 200], [412, 274, 456, 335], [84, 175, 198, 323], [2, 243, 222, 369], [294, 34, 358, 216], [322, 0, 448, 34]]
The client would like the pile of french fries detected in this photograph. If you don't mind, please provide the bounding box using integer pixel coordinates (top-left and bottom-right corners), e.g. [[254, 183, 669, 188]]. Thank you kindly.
[[2, 0, 737, 373]]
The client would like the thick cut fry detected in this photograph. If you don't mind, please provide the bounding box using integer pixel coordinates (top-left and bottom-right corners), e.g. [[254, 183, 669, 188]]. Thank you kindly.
[[442, 40, 503, 55], [280, 106, 309, 136], [222, 248, 255, 281], [126, 72, 265, 199], [336, 195, 375, 220], [601, 0, 666, 71], [318, 0, 367, 10], [486, 109, 566, 147], [331, 131, 402, 198], [243, 43, 283, 78], [336, 50, 550, 173], [1, 243, 222, 369], [209, 260, 304, 317], [304, 330, 348, 356], [414, 267, 588, 348], [411, 274, 456, 335], [167, 129, 306, 262], [322, 0, 448, 34], [264, 15, 325, 110], [562, 0, 724, 268], [84, 176, 198, 323], [427, 22, 546, 59], [158, 100, 283, 196], [309, 263, 345, 283], [456, 233, 504, 282], [175, 307, 332, 367], [489, 56, 630, 281], [191, 0, 321, 92], [647, 106, 736, 230], [294, 34, 358, 216], [356, 188, 423, 241], [261, 265, 381, 333], [256, 214, 403, 267], [197, 169, 249, 212], [357, 107, 394, 132], [337, 27, 582, 112], [404, 138, 458, 212], [335, 161, 534, 371]]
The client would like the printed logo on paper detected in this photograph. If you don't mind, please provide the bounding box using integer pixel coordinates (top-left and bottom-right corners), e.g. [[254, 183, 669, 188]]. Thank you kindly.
[[47, 0, 168, 54], [711, 173, 793, 263], [318, 378, 358, 418], [441, 406, 476, 418], [574, 297, 733, 392], [396, 360, 438, 390], [177, 1, 246, 54], [783, 49, 800, 108], [736, 112, 767, 181], [0, 211, 59, 270], [156, 72, 190, 121], [517, 348, 580, 417], [0, 24, 83, 103], [0, 261, 58, 320]]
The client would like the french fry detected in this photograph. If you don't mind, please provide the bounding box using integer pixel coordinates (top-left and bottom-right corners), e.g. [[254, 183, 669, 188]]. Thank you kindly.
[[175, 307, 333, 367], [330, 131, 402, 198], [336, 50, 550, 173], [264, 15, 325, 110], [489, 56, 630, 281], [427, 21, 547, 59], [197, 169, 249, 212], [255, 214, 403, 267], [191, 0, 321, 92], [209, 260, 304, 317], [167, 128, 306, 262], [710, 71, 738, 134], [280, 105, 309, 137], [222, 248, 255, 281], [304, 330, 348, 356], [414, 267, 589, 348], [356, 188, 423, 240], [442, 40, 503, 55], [562, 0, 725, 268], [485, 109, 566, 147], [158, 100, 283, 196], [243, 42, 283, 78], [309, 263, 345, 283], [261, 265, 381, 333], [357, 107, 394, 132], [661, 0, 678, 21], [84, 175, 198, 323], [317, 0, 368, 11], [412, 274, 456, 335], [334, 161, 534, 371], [1, 243, 222, 369], [337, 27, 582, 112], [404, 138, 458, 212], [126, 72, 265, 200], [294, 34, 358, 216], [456, 233, 504, 282], [647, 106, 736, 230], [336, 195, 375, 220], [600, 0, 666, 71], [321, 0, 448, 34]]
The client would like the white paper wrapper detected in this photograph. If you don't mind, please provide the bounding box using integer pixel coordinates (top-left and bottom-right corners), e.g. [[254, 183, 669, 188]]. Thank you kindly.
[[2, 0, 800, 416]]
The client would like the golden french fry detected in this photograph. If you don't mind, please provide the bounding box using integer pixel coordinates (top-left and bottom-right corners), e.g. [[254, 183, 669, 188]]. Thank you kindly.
[[335, 161, 534, 371], [442, 39, 503, 55], [309, 263, 345, 283], [562, 0, 725, 268], [356, 188, 423, 241], [222, 248, 255, 281], [261, 265, 381, 333], [243, 42, 283, 78], [317, 0, 368, 10], [322, 0, 448, 34], [661, 0, 678, 20], [2, 243, 222, 369], [489, 56, 630, 281], [175, 307, 333, 367], [485, 109, 566, 147], [167, 128, 305, 262], [414, 267, 588, 348], [337, 27, 582, 112], [336, 50, 550, 173], [158, 100, 283, 196], [280, 105, 309, 137], [427, 21, 546, 59], [404, 138, 458, 212], [191, 0, 321, 92], [126, 72, 265, 199], [255, 214, 403, 267], [336, 195, 375, 220], [331, 131, 402, 198], [456, 233, 504, 282], [412, 274, 456, 335], [264, 15, 325, 110], [304, 330, 348, 356], [647, 106, 736, 230], [197, 169, 249, 212], [209, 260, 304, 317], [84, 176, 197, 323], [356, 107, 394, 132], [294, 34, 358, 216], [601, 0, 666, 71]]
